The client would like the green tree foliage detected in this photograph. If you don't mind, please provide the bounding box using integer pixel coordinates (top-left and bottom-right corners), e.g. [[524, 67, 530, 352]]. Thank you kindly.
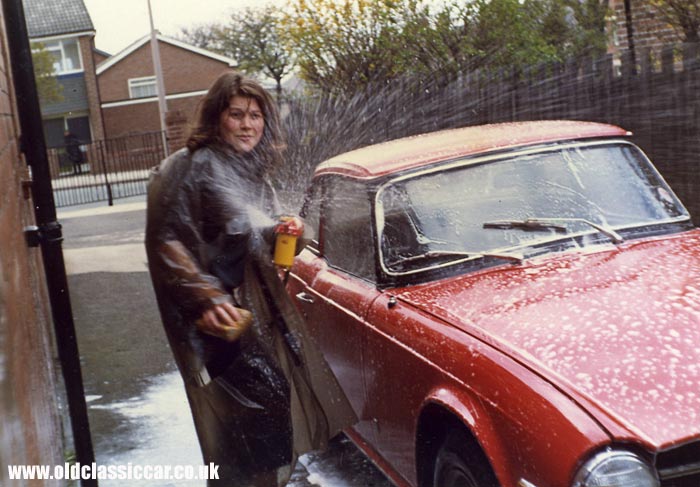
[[178, 0, 609, 94], [469, 0, 560, 71], [651, 0, 700, 42], [399, 1, 479, 76], [441, 0, 608, 72], [282, 0, 415, 93], [561, 0, 610, 59], [283, 0, 609, 93], [31, 43, 63, 104]]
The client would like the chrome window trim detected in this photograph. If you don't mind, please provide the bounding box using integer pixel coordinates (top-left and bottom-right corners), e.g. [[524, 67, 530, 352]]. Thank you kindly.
[[374, 139, 689, 278], [658, 461, 700, 480], [655, 438, 700, 481]]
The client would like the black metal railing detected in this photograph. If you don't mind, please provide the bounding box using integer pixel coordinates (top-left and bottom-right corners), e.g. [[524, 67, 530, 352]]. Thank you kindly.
[[48, 131, 166, 207]]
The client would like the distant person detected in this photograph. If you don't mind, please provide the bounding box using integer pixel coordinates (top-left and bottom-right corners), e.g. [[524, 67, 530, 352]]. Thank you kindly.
[[63, 130, 84, 175], [145, 71, 355, 486]]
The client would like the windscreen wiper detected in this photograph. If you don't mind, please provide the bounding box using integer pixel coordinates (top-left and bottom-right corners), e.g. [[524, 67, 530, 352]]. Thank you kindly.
[[483, 219, 568, 232], [483, 217, 624, 244], [390, 249, 523, 268], [390, 250, 472, 266]]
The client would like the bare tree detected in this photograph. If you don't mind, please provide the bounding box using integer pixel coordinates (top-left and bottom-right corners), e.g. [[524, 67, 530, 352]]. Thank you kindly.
[[215, 6, 295, 98]]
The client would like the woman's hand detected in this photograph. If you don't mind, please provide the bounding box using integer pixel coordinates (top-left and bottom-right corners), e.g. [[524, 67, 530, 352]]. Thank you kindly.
[[196, 302, 252, 342]]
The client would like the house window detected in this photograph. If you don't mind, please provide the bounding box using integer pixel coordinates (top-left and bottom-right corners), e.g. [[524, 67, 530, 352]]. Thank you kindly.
[[128, 76, 157, 99], [40, 38, 83, 74], [42, 114, 91, 149], [43, 118, 66, 149]]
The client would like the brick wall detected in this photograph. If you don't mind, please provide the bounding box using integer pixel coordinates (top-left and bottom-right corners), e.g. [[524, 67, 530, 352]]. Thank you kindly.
[[166, 109, 188, 154], [610, 0, 682, 55], [0, 1, 64, 482], [93, 49, 109, 66], [99, 40, 230, 102], [158, 42, 231, 95], [103, 94, 200, 139]]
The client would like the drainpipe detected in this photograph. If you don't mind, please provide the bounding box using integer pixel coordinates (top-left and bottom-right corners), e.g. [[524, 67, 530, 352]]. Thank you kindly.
[[623, 0, 637, 69], [2, 0, 97, 484]]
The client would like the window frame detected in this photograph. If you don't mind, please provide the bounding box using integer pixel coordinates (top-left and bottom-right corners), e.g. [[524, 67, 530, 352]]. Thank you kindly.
[[39, 37, 84, 75], [128, 76, 158, 99], [299, 179, 324, 255], [42, 112, 91, 149], [314, 175, 378, 283]]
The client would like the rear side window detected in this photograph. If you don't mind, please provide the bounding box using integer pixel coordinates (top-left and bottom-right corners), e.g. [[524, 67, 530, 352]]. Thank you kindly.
[[300, 181, 323, 251], [321, 177, 376, 281]]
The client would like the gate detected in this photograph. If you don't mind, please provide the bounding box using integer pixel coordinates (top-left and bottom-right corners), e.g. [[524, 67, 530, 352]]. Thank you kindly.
[[48, 131, 166, 207]]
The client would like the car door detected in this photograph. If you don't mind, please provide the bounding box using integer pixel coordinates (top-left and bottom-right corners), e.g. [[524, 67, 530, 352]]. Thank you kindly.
[[288, 175, 380, 442]]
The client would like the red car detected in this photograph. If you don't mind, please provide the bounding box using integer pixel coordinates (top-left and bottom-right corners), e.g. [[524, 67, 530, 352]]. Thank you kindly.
[[286, 121, 700, 487]]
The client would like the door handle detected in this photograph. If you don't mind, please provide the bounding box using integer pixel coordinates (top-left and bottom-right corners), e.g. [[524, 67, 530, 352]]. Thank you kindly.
[[295, 291, 315, 304]]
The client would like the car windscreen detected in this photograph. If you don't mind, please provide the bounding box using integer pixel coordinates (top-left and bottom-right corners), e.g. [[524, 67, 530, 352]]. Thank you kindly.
[[376, 141, 689, 274]]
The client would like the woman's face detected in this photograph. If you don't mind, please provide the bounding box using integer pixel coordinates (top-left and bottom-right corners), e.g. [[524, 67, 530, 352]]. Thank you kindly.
[[219, 95, 265, 153]]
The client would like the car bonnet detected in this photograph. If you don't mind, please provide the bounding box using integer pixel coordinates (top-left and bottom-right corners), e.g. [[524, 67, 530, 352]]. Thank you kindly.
[[395, 229, 700, 449]]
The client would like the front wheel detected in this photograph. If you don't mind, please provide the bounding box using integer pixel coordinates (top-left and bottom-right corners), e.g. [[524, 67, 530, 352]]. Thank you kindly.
[[432, 430, 499, 487]]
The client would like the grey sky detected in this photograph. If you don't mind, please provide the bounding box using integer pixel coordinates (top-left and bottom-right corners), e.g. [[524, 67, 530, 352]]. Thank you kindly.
[[82, 0, 277, 55]]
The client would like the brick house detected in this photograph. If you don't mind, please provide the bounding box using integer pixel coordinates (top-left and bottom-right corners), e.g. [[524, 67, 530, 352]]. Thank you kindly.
[[1, 0, 65, 481], [96, 34, 236, 141], [23, 0, 105, 148], [608, 0, 684, 59]]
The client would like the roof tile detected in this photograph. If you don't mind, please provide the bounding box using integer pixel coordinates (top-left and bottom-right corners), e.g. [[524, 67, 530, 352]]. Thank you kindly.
[[23, 0, 94, 38]]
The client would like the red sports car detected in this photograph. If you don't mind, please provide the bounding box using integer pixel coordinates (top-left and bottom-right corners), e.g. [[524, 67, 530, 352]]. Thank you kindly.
[[286, 121, 700, 487]]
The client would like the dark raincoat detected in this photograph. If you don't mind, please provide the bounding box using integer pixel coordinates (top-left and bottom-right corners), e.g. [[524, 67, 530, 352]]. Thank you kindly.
[[64, 132, 83, 162], [145, 145, 356, 486]]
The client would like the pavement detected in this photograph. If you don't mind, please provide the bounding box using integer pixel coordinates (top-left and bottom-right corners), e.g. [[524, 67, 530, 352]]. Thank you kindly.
[[57, 196, 393, 487], [59, 196, 197, 485]]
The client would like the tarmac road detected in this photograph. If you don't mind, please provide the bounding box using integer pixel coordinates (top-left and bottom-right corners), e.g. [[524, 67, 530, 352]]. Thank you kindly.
[[58, 196, 393, 487]]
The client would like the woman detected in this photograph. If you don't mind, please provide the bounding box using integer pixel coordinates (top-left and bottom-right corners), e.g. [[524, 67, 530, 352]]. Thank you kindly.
[[145, 71, 355, 486]]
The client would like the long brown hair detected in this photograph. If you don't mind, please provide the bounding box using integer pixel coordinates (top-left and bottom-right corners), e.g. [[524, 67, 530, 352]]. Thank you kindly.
[[187, 71, 284, 169]]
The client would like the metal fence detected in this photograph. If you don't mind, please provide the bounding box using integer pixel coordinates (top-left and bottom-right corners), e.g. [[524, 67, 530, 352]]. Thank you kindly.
[[53, 44, 699, 214], [48, 131, 166, 207], [280, 44, 700, 222]]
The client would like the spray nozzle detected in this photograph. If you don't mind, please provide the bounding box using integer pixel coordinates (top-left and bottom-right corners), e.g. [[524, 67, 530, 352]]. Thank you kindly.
[[274, 216, 304, 237], [273, 216, 303, 268]]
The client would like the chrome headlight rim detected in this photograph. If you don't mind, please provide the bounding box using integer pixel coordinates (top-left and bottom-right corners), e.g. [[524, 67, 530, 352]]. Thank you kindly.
[[572, 448, 659, 487]]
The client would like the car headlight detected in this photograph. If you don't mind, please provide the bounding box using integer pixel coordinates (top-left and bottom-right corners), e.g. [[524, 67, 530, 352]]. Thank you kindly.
[[572, 450, 659, 487]]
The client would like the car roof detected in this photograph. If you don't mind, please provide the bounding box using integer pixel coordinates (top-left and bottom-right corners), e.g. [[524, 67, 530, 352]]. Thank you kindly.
[[313, 120, 631, 179]]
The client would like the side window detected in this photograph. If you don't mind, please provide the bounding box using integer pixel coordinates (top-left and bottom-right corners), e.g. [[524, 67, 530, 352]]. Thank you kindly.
[[128, 76, 157, 99], [321, 177, 376, 281], [300, 180, 323, 251]]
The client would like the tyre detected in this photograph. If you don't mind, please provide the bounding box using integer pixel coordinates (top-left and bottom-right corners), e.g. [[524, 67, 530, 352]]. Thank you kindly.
[[432, 429, 499, 487]]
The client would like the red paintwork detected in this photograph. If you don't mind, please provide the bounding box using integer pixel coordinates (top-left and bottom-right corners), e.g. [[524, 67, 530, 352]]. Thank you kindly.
[[314, 121, 630, 179], [289, 123, 696, 487], [291, 231, 700, 486], [395, 230, 700, 450], [290, 242, 614, 487]]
